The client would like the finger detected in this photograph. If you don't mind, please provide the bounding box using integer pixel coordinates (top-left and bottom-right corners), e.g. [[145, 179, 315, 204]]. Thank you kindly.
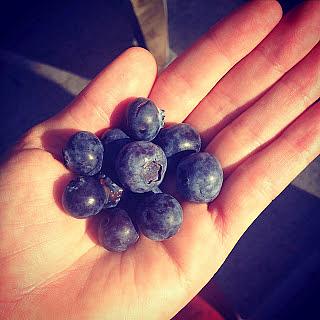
[[186, 0, 320, 144], [149, 0, 282, 122], [159, 104, 320, 307], [207, 42, 320, 175], [211, 102, 320, 252], [22, 47, 157, 150]]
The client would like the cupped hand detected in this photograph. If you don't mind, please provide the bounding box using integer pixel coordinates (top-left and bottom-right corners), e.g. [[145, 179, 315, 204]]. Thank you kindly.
[[1, 1, 319, 319]]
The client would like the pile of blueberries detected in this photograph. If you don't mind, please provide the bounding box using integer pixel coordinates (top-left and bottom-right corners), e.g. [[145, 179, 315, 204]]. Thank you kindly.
[[62, 98, 223, 252]]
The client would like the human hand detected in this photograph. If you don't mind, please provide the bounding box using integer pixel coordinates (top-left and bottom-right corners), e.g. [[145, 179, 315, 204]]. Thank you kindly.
[[1, 1, 319, 319]]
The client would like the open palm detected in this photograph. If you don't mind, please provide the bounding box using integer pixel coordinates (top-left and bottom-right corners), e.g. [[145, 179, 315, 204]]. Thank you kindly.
[[1, 1, 319, 319]]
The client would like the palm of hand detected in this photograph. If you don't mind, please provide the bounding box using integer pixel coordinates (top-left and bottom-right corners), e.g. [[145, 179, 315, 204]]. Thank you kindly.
[[0, 147, 221, 319], [1, 1, 320, 319]]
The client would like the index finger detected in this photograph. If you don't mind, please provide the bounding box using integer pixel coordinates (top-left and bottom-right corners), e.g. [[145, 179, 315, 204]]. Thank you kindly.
[[21, 47, 157, 153]]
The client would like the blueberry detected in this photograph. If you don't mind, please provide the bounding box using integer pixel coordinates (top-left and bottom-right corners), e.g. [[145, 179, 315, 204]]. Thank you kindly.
[[126, 97, 165, 141], [63, 131, 104, 176], [98, 208, 139, 252], [101, 128, 130, 145], [116, 141, 167, 193], [137, 193, 183, 241], [101, 128, 132, 181], [120, 186, 163, 214], [154, 123, 201, 165], [100, 176, 123, 208], [176, 152, 223, 203], [62, 176, 107, 218]]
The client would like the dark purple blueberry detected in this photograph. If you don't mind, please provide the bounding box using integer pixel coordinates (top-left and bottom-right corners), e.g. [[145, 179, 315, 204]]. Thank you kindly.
[[176, 152, 223, 203], [62, 176, 107, 218], [63, 131, 104, 176], [154, 123, 201, 165], [100, 176, 123, 209], [137, 193, 183, 241], [98, 208, 139, 252], [116, 141, 167, 193], [119, 187, 163, 215], [101, 128, 132, 181], [101, 128, 130, 144], [126, 97, 165, 141]]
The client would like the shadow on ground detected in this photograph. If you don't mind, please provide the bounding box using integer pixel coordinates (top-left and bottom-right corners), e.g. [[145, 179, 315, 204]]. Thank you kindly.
[[201, 184, 320, 319], [0, 0, 134, 154]]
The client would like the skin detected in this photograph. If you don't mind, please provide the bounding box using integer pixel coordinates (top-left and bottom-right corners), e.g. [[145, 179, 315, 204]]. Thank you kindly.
[[0, 1, 319, 319]]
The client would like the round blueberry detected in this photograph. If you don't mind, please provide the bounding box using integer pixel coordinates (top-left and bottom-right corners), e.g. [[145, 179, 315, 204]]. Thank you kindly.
[[63, 131, 104, 176], [101, 128, 130, 145], [101, 128, 132, 181], [126, 97, 165, 141], [98, 208, 139, 252], [155, 123, 201, 160], [119, 186, 163, 215], [62, 176, 107, 218], [176, 152, 223, 203], [116, 141, 167, 193], [137, 193, 183, 241]]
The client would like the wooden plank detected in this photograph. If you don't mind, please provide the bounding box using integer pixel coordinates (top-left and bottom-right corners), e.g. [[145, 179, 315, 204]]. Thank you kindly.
[[131, 0, 169, 70]]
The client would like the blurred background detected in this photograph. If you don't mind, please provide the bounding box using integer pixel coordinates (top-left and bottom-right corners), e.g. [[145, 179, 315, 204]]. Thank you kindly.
[[0, 0, 319, 319]]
